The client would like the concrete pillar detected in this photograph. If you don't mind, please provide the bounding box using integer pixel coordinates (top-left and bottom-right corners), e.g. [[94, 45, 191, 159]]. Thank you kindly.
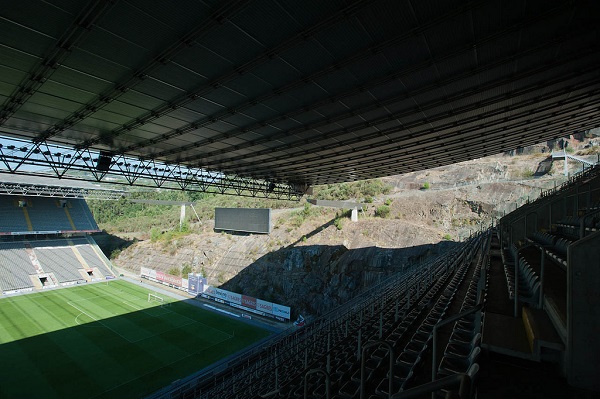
[[351, 207, 358, 222]]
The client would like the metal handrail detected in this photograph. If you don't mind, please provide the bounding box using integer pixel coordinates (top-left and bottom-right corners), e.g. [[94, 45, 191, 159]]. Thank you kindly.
[[392, 372, 472, 399], [304, 368, 330, 399], [360, 340, 394, 399], [431, 302, 484, 385]]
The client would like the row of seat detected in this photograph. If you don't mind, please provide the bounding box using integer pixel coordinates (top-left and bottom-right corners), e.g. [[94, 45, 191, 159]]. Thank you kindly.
[[0, 247, 36, 291], [299, 237, 486, 399], [530, 231, 556, 247], [35, 247, 86, 283], [0, 195, 99, 233], [504, 257, 540, 306], [436, 241, 487, 399], [0, 238, 114, 293], [529, 232, 571, 268], [557, 214, 600, 229]]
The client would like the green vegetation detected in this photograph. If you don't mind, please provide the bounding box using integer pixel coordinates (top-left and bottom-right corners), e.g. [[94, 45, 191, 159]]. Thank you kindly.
[[521, 168, 535, 178], [87, 190, 292, 233], [333, 209, 352, 230], [312, 179, 392, 201], [422, 182, 430, 190], [578, 146, 600, 156], [375, 205, 391, 218], [109, 248, 122, 259], [150, 223, 191, 243], [181, 263, 193, 276], [87, 179, 393, 234], [443, 233, 452, 240], [0, 280, 269, 399], [288, 202, 330, 229], [334, 217, 344, 230], [384, 198, 393, 206]]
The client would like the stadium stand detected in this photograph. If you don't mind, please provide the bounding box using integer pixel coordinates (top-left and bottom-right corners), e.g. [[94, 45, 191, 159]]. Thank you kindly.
[[0, 192, 115, 294], [33, 246, 86, 284], [0, 237, 115, 294], [492, 164, 600, 392], [75, 237, 115, 278], [0, 242, 36, 293], [0, 170, 596, 399], [0, 196, 30, 232], [0, 194, 99, 234]]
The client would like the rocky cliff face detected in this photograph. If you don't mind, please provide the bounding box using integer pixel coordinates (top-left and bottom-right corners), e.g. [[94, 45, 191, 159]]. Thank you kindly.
[[222, 241, 457, 320]]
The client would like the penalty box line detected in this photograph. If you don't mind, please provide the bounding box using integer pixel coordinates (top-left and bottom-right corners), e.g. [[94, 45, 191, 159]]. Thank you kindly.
[[68, 299, 199, 344], [67, 300, 136, 344], [68, 299, 232, 344]]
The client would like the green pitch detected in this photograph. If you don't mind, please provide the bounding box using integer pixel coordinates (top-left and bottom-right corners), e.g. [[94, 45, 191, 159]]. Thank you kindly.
[[0, 280, 271, 399]]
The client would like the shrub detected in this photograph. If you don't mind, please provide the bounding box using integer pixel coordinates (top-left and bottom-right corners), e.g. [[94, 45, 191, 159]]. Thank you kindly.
[[312, 179, 392, 200], [443, 233, 452, 240], [364, 196, 373, 203], [181, 263, 193, 276], [422, 182, 430, 190], [150, 227, 161, 242], [384, 198, 393, 206], [375, 205, 390, 218], [109, 248, 121, 259], [521, 169, 535, 178]]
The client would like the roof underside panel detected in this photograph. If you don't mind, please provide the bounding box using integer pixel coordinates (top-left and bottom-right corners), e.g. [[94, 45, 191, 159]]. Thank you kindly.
[[0, 0, 599, 189]]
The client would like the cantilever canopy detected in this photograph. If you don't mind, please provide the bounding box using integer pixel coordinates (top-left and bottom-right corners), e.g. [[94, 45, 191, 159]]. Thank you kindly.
[[0, 0, 599, 198]]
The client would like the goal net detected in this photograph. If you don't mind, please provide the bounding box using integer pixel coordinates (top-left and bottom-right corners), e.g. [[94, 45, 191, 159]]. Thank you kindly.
[[148, 293, 164, 304]]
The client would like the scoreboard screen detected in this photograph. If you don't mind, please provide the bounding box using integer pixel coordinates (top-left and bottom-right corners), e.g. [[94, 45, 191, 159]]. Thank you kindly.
[[214, 208, 271, 234]]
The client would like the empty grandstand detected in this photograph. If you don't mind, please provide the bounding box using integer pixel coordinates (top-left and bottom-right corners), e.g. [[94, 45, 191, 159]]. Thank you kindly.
[[0, 177, 116, 295], [0, 0, 599, 398], [0, 194, 100, 234]]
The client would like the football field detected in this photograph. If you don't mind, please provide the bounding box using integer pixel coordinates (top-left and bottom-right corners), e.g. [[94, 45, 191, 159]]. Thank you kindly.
[[0, 280, 271, 398]]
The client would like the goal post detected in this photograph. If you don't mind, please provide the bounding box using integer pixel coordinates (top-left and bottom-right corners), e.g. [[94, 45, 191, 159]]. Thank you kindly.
[[148, 293, 164, 304], [148, 293, 171, 307]]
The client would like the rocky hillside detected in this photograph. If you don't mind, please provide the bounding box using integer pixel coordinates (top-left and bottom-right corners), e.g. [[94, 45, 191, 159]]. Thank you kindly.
[[108, 134, 600, 319]]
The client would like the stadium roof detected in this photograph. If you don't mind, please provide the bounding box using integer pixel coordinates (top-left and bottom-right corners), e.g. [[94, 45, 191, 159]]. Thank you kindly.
[[0, 0, 599, 199]]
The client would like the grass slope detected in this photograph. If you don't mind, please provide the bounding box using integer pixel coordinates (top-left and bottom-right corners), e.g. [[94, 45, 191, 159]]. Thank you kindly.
[[0, 280, 270, 398]]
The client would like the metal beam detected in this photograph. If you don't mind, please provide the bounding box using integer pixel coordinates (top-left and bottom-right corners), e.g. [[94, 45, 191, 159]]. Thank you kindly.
[[0, 137, 306, 200]]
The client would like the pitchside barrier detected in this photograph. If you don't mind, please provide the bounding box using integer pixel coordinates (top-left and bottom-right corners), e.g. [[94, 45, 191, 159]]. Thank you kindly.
[[201, 285, 290, 322], [140, 266, 189, 292]]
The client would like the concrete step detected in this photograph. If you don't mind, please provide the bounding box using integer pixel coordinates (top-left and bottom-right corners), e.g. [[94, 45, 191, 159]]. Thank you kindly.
[[522, 306, 564, 362], [482, 312, 533, 360]]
